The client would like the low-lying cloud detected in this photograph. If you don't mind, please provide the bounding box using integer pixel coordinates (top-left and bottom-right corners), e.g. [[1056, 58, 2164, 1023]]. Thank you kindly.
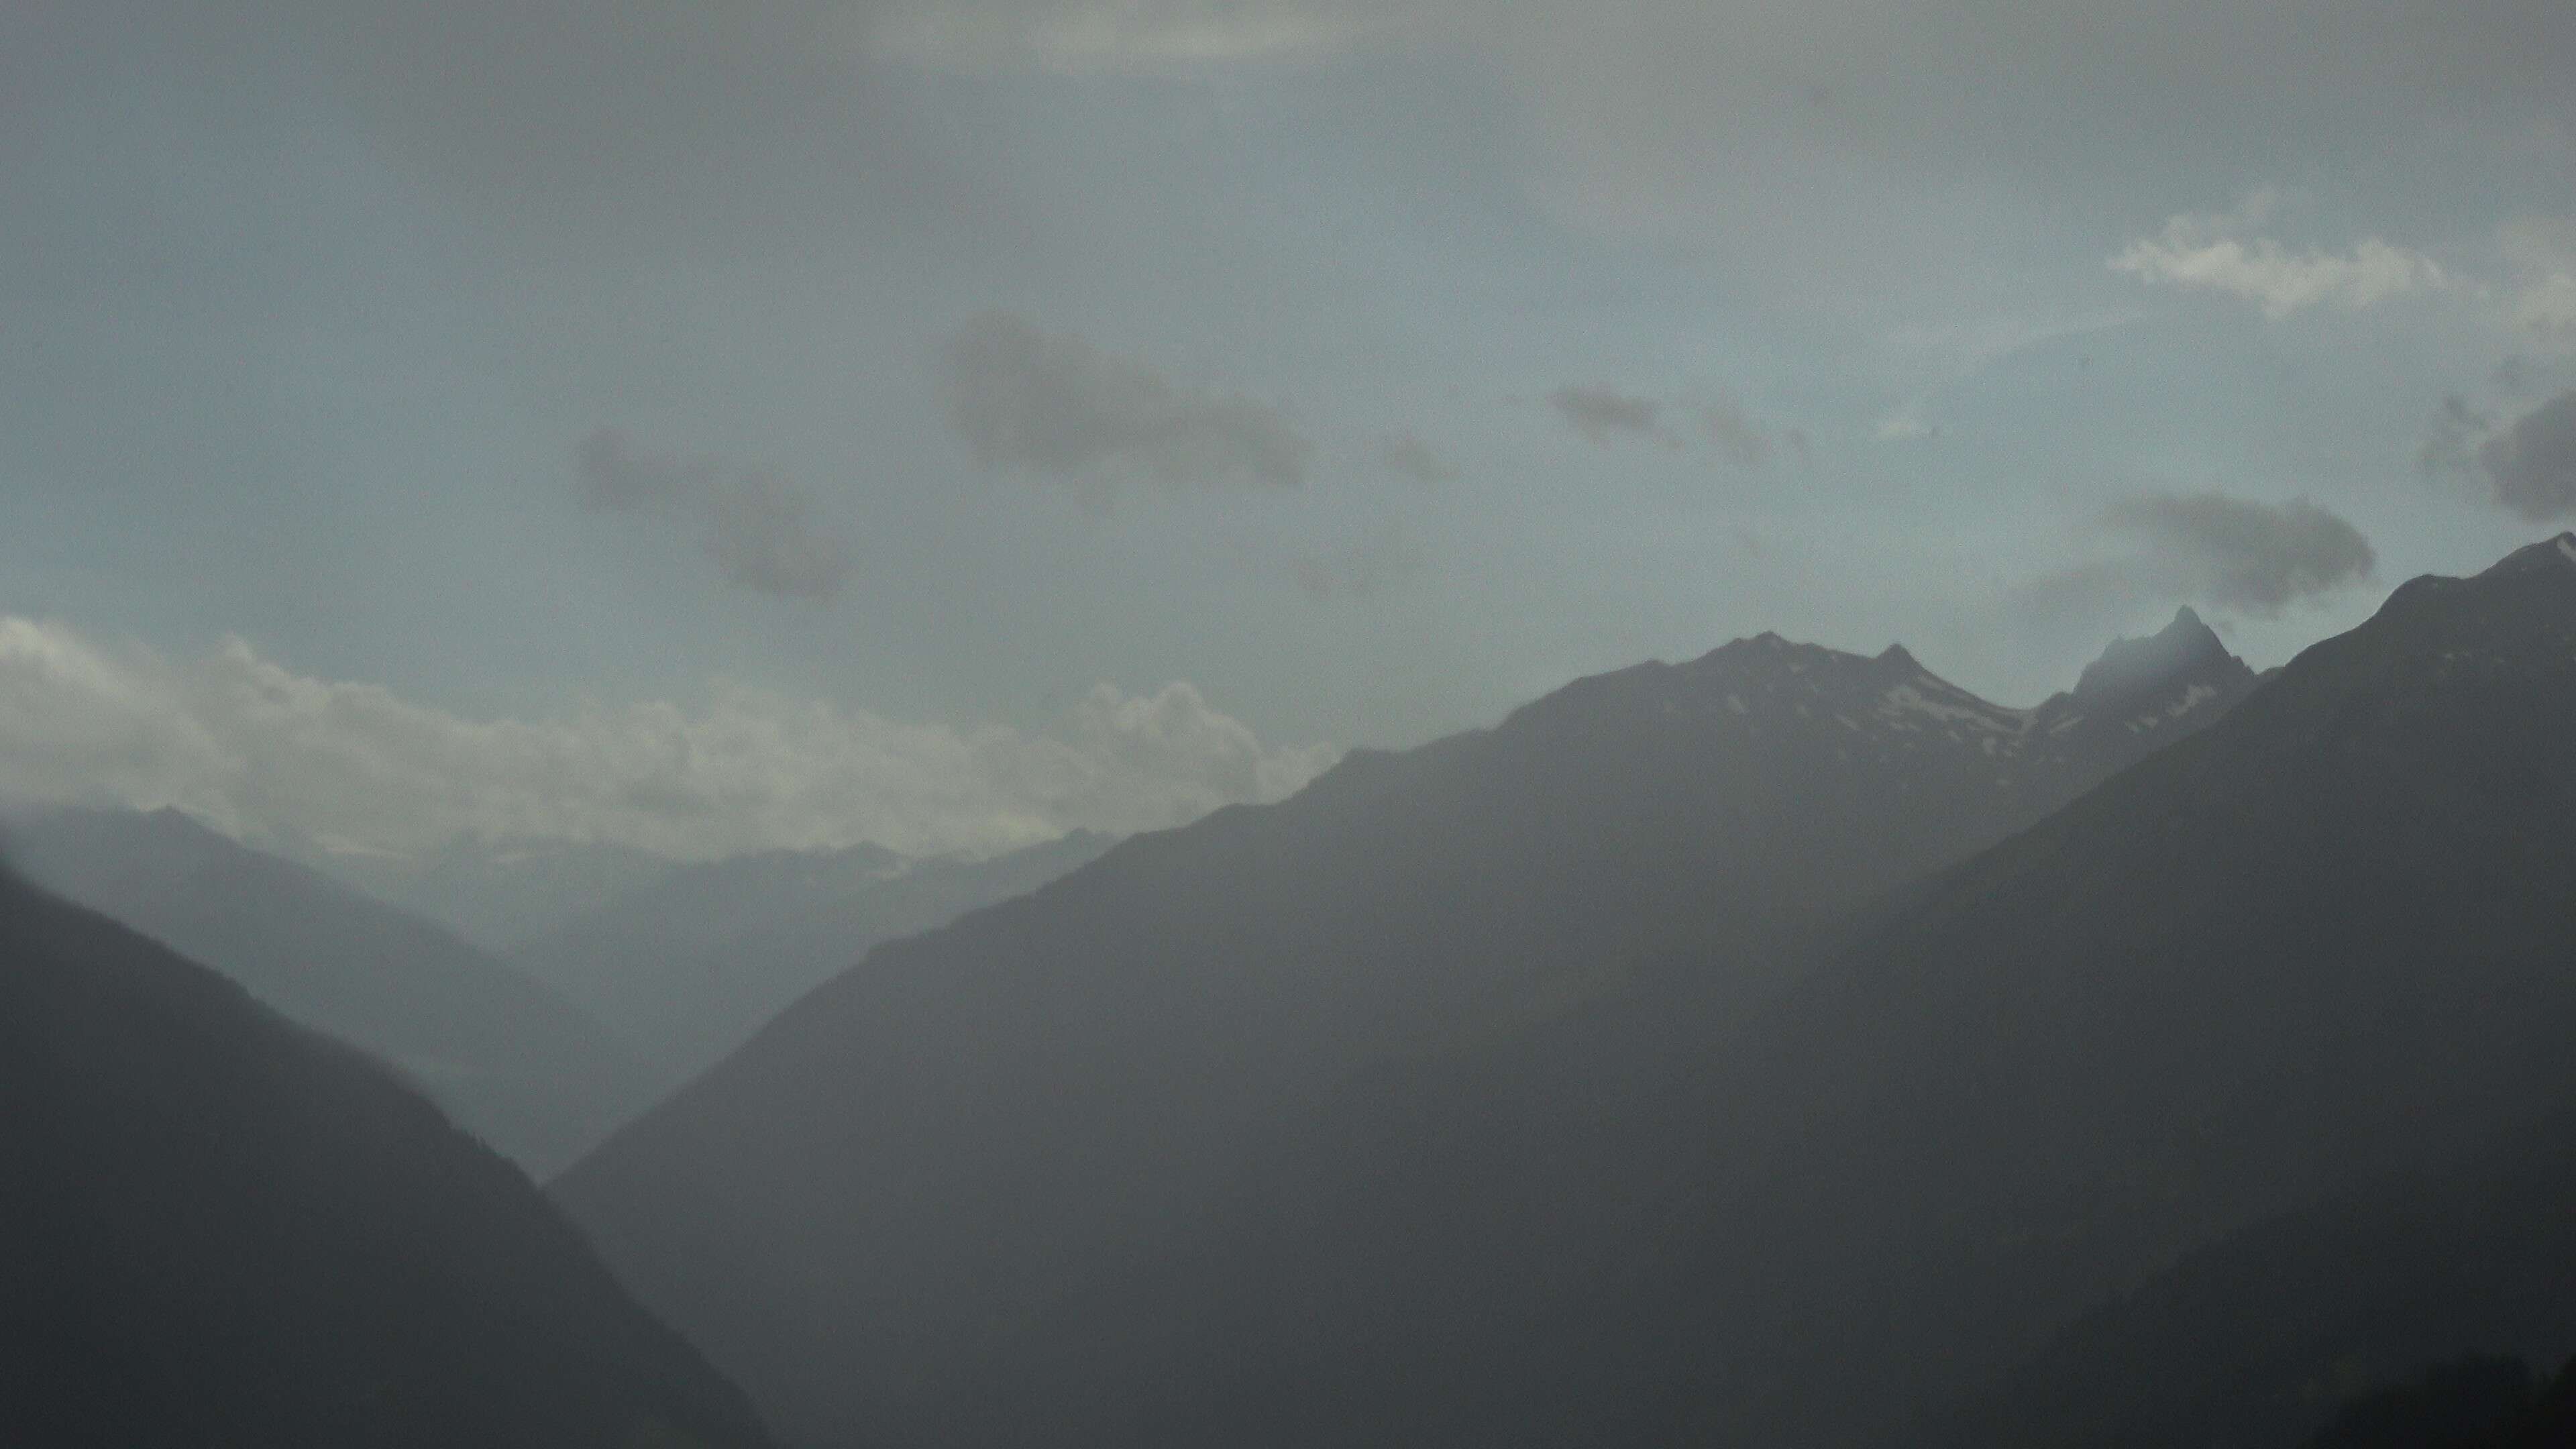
[[0, 616, 1337, 863], [575, 429, 854, 600], [941, 311, 1311, 497]]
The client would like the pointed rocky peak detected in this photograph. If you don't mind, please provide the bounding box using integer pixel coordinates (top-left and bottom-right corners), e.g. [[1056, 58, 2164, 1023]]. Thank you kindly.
[[1876, 643, 1922, 673], [2071, 606, 2249, 710]]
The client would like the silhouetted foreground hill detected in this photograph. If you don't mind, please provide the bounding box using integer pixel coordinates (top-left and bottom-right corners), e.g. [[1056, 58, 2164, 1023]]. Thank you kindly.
[[2302, 1354, 2576, 1449], [5, 806, 653, 1173], [523, 830, 1114, 1083], [554, 608, 2254, 1446], [1931, 1124, 2576, 1449], [0, 869, 773, 1449]]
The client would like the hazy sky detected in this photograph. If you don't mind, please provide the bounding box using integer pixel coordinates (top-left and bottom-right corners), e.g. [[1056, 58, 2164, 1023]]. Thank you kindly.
[[4, 0, 2572, 859]]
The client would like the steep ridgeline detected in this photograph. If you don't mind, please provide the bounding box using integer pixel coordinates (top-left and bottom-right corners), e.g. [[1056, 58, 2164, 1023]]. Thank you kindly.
[[1050, 533, 2576, 1449], [4, 808, 653, 1175], [1927, 1120, 2576, 1449], [521, 832, 1115, 1083], [0, 870, 773, 1449], [551, 612, 2253, 1447]]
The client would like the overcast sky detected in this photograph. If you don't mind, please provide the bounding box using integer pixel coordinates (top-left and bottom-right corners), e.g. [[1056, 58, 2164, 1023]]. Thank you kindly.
[[3, 0, 2572, 860]]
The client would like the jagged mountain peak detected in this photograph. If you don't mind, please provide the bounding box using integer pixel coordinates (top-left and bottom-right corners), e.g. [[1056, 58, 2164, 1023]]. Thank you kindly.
[[2070, 606, 2244, 708]]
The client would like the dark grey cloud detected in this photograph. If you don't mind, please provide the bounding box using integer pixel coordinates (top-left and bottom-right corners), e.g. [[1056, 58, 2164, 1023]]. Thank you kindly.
[[574, 429, 853, 601], [2416, 394, 2496, 482], [941, 313, 1310, 496], [1548, 386, 1674, 447], [2476, 390, 2576, 523], [1377, 432, 1460, 485], [1701, 398, 1773, 468], [2102, 493, 2376, 615]]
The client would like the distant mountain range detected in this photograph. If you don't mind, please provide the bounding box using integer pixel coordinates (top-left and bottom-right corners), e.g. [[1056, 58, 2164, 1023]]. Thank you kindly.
[[3, 806, 651, 1175], [30, 538, 2576, 1449], [521, 831, 1116, 1082], [551, 601, 2266, 1446], [0, 868, 773, 1449], [301, 832, 678, 954]]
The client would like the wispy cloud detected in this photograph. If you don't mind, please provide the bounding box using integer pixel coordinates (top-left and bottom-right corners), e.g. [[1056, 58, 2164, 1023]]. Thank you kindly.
[[1291, 524, 1428, 602], [574, 429, 853, 601], [1376, 431, 1460, 484], [1547, 384, 1676, 448], [941, 311, 1311, 499], [2418, 387, 2576, 522], [2111, 191, 2453, 319], [2020, 492, 2376, 622]]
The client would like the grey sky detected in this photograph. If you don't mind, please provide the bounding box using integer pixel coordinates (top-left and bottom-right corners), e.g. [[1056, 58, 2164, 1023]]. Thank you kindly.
[[2, 0, 2570, 861]]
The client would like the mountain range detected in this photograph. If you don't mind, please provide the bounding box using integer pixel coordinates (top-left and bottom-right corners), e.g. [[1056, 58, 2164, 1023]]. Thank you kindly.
[[550, 602, 2267, 1446], [521, 831, 1116, 1082], [3, 806, 652, 1175], [0, 867, 773, 1448]]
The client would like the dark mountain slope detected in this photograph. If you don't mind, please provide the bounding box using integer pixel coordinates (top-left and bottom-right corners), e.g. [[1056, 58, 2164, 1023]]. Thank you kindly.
[[1931, 1123, 2576, 1449], [873, 536, 2576, 1449], [5, 806, 653, 1174], [0, 868, 772, 1449], [1460, 534, 2576, 1448], [554, 614, 2254, 1447], [523, 831, 1114, 1081]]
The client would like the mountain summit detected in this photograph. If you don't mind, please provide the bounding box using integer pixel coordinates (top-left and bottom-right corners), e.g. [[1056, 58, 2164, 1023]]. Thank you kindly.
[[552, 613, 2260, 1448]]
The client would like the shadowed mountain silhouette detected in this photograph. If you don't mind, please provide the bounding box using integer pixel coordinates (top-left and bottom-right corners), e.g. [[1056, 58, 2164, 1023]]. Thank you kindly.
[[0, 867, 773, 1449], [986, 533, 2576, 1449], [551, 608, 2258, 1447], [1927, 1120, 2576, 1449], [4, 806, 652, 1175]]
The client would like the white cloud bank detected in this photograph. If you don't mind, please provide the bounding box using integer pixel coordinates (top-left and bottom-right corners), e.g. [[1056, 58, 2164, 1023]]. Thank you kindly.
[[0, 618, 1336, 863], [2110, 192, 2453, 319]]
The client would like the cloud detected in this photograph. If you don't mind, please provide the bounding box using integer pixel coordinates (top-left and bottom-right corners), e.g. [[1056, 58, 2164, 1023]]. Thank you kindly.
[[1701, 397, 1772, 468], [1548, 385, 1674, 447], [940, 311, 1310, 496], [2500, 218, 2576, 348], [1376, 431, 1460, 484], [2417, 393, 2496, 480], [2110, 191, 2453, 319], [1874, 405, 1937, 442], [2100, 493, 2377, 614], [0, 617, 1336, 863], [1291, 525, 1428, 601], [574, 429, 854, 600], [869, 0, 1384, 72], [2476, 389, 2576, 523]]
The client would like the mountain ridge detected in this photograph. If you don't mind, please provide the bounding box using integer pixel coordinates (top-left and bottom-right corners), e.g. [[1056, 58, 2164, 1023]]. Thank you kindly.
[[3, 805, 653, 1174], [553, 606, 2265, 1448]]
